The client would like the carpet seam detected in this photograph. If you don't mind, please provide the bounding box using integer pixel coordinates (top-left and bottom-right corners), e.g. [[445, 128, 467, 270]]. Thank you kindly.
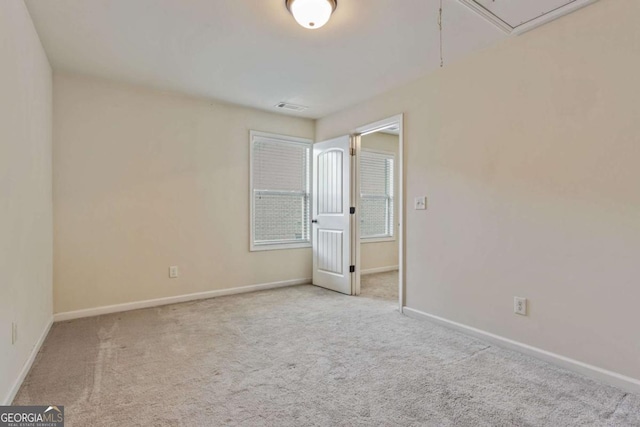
[[440, 345, 492, 368], [607, 392, 629, 419]]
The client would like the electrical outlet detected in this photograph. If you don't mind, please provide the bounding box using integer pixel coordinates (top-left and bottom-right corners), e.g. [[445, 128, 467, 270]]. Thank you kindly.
[[414, 196, 427, 210], [11, 322, 17, 345], [169, 266, 179, 278], [514, 297, 527, 316]]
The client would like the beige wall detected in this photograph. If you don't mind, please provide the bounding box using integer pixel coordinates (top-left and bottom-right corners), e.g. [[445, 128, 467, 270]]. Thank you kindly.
[[360, 132, 399, 272], [317, 0, 640, 380], [53, 73, 314, 314], [0, 1, 53, 403]]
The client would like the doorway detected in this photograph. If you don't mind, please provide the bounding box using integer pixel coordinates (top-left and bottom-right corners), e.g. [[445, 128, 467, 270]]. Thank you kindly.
[[311, 115, 404, 312], [354, 115, 404, 310], [357, 123, 400, 304]]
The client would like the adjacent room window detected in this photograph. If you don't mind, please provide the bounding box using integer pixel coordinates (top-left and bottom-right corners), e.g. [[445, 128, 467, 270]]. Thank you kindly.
[[250, 131, 312, 251], [360, 149, 395, 241]]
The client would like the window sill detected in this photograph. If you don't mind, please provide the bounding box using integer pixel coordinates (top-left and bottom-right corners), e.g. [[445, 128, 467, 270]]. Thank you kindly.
[[361, 236, 396, 244], [250, 242, 312, 252]]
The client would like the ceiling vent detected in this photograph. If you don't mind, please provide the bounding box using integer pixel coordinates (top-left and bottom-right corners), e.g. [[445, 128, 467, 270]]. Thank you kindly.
[[458, 0, 598, 35], [275, 102, 309, 112]]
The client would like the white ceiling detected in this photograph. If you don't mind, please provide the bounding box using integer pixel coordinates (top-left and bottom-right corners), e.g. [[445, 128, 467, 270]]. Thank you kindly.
[[24, 0, 509, 118]]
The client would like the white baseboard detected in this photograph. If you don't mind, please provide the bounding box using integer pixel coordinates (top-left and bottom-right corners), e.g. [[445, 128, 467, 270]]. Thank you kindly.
[[54, 277, 312, 322], [403, 307, 640, 395], [3, 317, 53, 405], [361, 265, 399, 275]]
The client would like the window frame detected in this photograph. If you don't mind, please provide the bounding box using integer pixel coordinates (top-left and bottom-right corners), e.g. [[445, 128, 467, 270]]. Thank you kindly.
[[249, 130, 313, 252], [360, 148, 396, 244]]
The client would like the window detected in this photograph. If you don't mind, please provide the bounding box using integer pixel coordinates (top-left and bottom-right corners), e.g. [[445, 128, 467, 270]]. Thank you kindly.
[[360, 149, 395, 241], [250, 131, 312, 251]]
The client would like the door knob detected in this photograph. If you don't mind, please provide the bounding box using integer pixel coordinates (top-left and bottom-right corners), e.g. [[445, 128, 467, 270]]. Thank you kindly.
[[312, 219, 318, 223]]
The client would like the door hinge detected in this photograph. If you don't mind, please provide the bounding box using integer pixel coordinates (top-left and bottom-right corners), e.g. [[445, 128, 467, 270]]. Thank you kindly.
[[350, 147, 356, 156], [349, 265, 355, 273], [350, 207, 355, 215]]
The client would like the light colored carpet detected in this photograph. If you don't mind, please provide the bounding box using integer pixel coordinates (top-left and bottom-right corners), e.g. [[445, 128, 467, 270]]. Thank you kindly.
[[15, 278, 640, 426], [360, 270, 398, 302]]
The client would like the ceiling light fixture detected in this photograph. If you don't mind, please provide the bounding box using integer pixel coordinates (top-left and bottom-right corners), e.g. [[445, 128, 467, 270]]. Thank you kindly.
[[285, 0, 337, 30]]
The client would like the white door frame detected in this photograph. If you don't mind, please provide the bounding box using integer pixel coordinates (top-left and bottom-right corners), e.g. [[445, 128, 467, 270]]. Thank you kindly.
[[354, 114, 405, 312]]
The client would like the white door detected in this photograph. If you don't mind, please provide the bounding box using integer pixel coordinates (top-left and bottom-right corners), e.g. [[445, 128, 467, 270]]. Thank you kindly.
[[312, 136, 353, 295]]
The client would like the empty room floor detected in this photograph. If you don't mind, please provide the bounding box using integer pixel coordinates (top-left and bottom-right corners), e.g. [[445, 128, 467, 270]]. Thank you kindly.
[[15, 284, 640, 426], [360, 270, 399, 302]]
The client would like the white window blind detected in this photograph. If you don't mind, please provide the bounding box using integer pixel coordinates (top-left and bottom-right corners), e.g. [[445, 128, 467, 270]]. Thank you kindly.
[[360, 150, 394, 239], [250, 132, 311, 250]]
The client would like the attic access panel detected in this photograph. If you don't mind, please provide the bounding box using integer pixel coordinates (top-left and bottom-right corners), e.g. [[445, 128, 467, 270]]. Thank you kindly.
[[459, 0, 598, 35]]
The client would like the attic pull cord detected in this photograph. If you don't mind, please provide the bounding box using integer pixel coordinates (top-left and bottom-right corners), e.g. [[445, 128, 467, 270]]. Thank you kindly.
[[439, 0, 443, 67]]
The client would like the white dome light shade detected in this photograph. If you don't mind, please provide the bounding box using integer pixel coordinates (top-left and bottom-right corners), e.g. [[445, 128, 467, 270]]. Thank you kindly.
[[286, 0, 337, 30]]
